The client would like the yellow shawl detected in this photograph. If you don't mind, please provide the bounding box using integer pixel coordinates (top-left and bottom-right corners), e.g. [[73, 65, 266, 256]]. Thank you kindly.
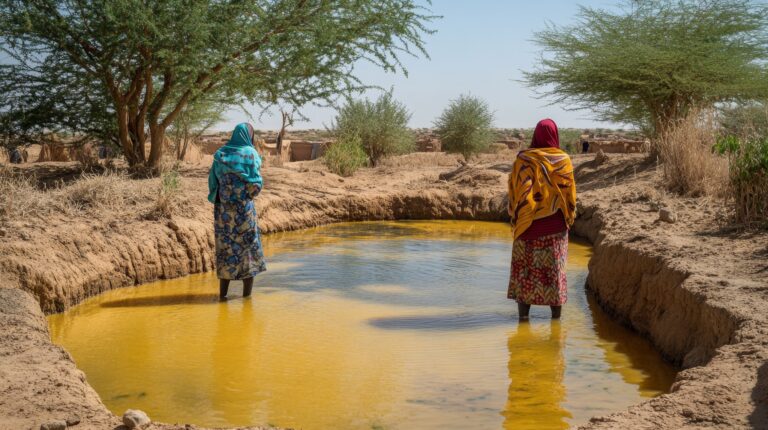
[[508, 148, 576, 239]]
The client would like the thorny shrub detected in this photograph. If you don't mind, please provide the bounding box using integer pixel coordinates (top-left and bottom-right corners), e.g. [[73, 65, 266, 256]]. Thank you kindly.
[[331, 93, 414, 166], [323, 136, 369, 177], [434, 94, 494, 162]]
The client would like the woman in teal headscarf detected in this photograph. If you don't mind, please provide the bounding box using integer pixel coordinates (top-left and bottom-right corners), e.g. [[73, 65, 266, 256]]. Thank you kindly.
[[208, 123, 266, 300]]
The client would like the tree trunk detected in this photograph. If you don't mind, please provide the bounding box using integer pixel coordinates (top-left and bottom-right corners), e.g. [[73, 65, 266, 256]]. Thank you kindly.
[[116, 105, 138, 166], [148, 123, 165, 169], [178, 126, 190, 161], [128, 118, 147, 164], [277, 110, 293, 158]]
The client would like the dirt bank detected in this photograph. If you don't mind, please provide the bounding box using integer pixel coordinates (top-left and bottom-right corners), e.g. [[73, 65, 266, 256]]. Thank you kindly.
[[572, 157, 768, 429], [1, 152, 766, 429]]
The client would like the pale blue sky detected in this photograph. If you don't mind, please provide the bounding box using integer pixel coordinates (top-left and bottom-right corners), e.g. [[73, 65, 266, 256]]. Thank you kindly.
[[224, 0, 625, 131]]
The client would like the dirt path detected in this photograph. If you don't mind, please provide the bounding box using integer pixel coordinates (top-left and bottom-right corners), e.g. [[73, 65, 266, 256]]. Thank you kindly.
[[1, 152, 766, 429]]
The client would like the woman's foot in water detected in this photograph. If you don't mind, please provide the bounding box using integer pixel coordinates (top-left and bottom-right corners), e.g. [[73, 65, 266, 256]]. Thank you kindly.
[[550, 305, 562, 319], [219, 279, 230, 301], [517, 302, 531, 321], [243, 277, 254, 298]]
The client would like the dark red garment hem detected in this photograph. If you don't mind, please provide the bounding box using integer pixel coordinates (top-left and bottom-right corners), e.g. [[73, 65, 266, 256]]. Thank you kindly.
[[518, 211, 567, 240]]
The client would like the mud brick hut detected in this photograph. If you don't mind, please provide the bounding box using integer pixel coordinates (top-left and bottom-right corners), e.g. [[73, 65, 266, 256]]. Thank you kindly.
[[416, 137, 441, 152], [586, 138, 648, 154]]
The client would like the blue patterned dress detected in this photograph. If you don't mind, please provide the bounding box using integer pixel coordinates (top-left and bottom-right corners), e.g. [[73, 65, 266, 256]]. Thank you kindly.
[[213, 173, 267, 280]]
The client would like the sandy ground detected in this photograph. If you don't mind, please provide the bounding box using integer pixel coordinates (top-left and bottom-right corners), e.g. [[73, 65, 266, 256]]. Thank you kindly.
[[0, 151, 766, 429]]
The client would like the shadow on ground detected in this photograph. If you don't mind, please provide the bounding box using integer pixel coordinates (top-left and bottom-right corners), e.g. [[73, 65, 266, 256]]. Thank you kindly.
[[750, 361, 768, 428]]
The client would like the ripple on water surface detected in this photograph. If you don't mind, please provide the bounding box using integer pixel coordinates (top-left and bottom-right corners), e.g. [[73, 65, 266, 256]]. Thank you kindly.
[[48, 221, 676, 430]]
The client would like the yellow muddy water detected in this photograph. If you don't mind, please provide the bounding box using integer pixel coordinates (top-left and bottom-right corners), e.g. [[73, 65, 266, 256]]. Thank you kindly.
[[48, 221, 676, 430]]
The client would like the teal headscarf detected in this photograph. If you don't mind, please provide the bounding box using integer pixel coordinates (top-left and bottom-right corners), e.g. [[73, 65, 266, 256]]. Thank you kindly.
[[207, 123, 263, 203]]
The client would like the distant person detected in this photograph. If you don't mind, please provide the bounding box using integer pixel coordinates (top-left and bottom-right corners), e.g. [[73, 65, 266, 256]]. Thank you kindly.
[[581, 139, 590, 154], [9, 147, 23, 164], [507, 119, 576, 320], [208, 123, 267, 300]]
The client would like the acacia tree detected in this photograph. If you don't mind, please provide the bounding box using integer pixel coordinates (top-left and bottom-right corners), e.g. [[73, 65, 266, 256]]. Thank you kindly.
[[0, 0, 434, 170], [524, 0, 768, 136]]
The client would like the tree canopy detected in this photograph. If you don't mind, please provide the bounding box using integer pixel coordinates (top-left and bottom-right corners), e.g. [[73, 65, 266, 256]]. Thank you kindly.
[[0, 0, 435, 168], [524, 0, 768, 135]]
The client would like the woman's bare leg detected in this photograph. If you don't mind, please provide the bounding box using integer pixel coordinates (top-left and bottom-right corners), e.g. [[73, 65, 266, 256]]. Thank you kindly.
[[219, 279, 230, 300], [517, 302, 531, 321], [243, 277, 254, 297], [550, 306, 562, 319]]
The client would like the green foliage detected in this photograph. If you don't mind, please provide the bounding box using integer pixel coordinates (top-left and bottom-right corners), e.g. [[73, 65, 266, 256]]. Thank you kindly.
[[332, 94, 414, 166], [524, 0, 768, 135], [713, 135, 742, 156], [153, 166, 182, 218], [714, 136, 768, 181], [323, 136, 369, 177], [558, 129, 582, 154], [713, 135, 768, 226], [161, 168, 181, 196], [0, 0, 435, 168], [0, 51, 117, 149], [434, 94, 494, 161], [166, 96, 226, 161], [719, 102, 768, 140]]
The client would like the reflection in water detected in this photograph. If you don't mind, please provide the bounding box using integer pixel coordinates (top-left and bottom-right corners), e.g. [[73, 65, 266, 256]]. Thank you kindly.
[[100, 294, 220, 308], [587, 293, 678, 395], [368, 312, 508, 331], [48, 221, 676, 429], [211, 300, 263, 425], [504, 322, 569, 430]]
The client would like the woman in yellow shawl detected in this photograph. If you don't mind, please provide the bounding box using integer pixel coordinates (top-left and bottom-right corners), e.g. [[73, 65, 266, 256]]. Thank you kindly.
[[508, 119, 576, 320]]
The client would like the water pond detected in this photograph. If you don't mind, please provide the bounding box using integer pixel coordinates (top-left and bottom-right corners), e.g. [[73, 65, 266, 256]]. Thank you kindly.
[[49, 221, 676, 430]]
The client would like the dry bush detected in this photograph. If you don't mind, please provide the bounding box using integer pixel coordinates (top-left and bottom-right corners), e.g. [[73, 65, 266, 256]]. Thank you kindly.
[[483, 142, 509, 154], [0, 167, 51, 222], [63, 171, 148, 212], [0, 167, 164, 223], [71, 143, 101, 170], [732, 167, 768, 225], [657, 111, 728, 197], [145, 167, 183, 219]]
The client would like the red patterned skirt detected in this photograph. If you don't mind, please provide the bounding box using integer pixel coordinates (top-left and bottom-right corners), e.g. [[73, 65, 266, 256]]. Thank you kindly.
[[507, 231, 568, 306]]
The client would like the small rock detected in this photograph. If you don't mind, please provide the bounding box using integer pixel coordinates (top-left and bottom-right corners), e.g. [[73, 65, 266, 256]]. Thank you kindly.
[[594, 149, 609, 165], [0, 228, 6, 237], [122, 409, 151, 429], [20, 231, 31, 241], [40, 421, 67, 430], [65, 417, 80, 427], [167, 220, 179, 231], [659, 208, 677, 223]]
